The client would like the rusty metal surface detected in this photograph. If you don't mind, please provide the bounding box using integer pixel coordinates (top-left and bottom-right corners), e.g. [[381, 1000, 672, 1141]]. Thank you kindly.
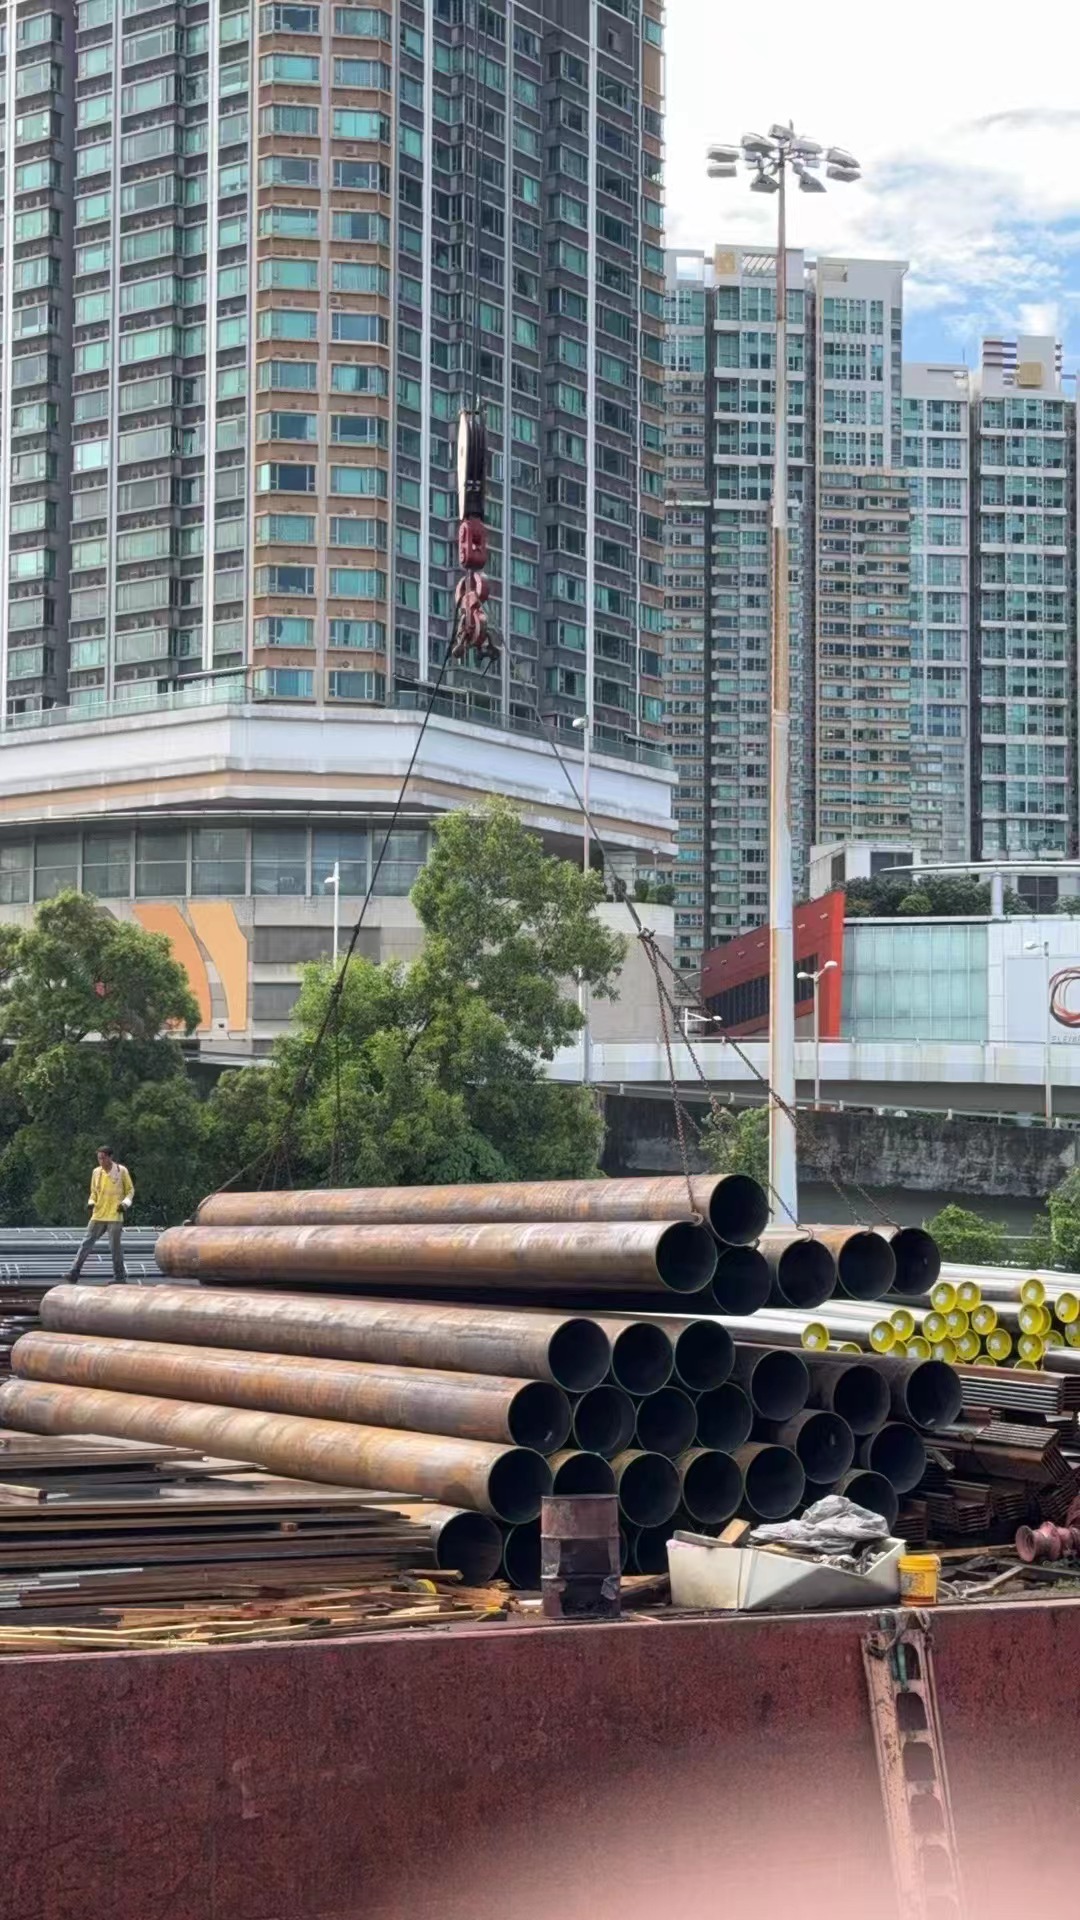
[[805, 1356, 892, 1435], [675, 1447, 743, 1525], [39, 1284, 611, 1394], [874, 1223, 941, 1292], [586, 1316, 674, 1394], [0, 1377, 552, 1522], [757, 1231, 837, 1309], [801, 1226, 897, 1301], [156, 1221, 718, 1297], [195, 1174, 768, 1246], [12, 1330, 572, 1452], [649, 1316, 733, 1391], [391, 1504, 504, 1582], [732, 1442, 805, 1519], [540, 1492, 620, 1621], [757, 1409, 855, 1484], [609, 1448, 681, 1527]]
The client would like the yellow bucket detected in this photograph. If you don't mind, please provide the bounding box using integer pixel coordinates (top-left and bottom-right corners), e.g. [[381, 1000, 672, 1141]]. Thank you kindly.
[[899, 1552, 941, 1606]]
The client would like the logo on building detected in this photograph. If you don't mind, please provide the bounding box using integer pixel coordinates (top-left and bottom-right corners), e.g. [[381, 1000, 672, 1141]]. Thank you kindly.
[[1049, 967, 1080, 1030]]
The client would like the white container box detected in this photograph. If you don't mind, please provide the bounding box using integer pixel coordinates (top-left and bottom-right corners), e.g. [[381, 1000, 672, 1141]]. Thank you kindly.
[[667, 1531, 905, 1613]]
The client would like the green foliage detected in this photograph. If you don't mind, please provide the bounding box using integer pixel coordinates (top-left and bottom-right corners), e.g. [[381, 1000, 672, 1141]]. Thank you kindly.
[[842, 875, 1025, 919], [1034, 1169, 1080, 1272], [700, 1103, 769, 1190], [924, 1204, 1008, 1266]]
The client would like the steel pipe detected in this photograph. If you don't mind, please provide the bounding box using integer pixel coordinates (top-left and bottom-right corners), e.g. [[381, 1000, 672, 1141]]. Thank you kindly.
[[832, 1470, 899, 1532], [547, 1450, 616, 1496], [195, 1174, 769, 1246], [709, 1247, 771, 1314], [629, 1520, 675, 1575], [758, 1409, 854, 1485], [729, 1345, 809, 1420], [156, 1221, 718, 1297], [651, 1317, 733, 1392], [693, 1382, 753, 1453], [570, 1385, 636, 1458], [758, 1232, 837, 1310], [882, 1357, 962, 1430], [733, 1442, 805, 1520], [393, 1503, 504, 1583], [0, 1377, 552, 1521], [804, 1355, 891, 1435], [588, 1317, 674, 1395], [800, 1226, 896, 1301], [13, 1329, 573, 1452], [609, 1449, 681, 1527], [857, 1422, 927, 1494], [501, 1521, 540, 1589], [874, 1225, 941, 1294], [633, 1387, 697, 1459], [675, 1447, 743, 1525], [39, 1285, 610, 1394]]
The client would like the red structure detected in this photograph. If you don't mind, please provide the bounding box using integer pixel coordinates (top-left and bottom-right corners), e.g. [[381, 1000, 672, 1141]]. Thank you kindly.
[[700, 890, 845, 1038]]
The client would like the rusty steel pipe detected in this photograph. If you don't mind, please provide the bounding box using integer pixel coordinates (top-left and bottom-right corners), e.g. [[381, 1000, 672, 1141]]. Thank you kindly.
[[156, 1221, 719, 1297], [857, 1422, 927, 1494], [709, 1246, 771, 1315], [873, 1224, 941, 1294], [800, 1227, 896, 1302], [393, 1504, 504, 1584], [633, 1386, 697, 1459], [0, 1377, 552, 1522], [609, 1449, 681, 1527], [729, 1345, 809, 1421], [570, 1385, 636, 1458], [39, 1285, 610, 1395], [547, 1450, 616, 1497], [195, 1174, 769, 1247], [13, 1330, 573, 1453], [501, 1521, 540, 1589], [805, 1355, 891, 1436], [832, 1470, 899, 1533], [587, 1317, 674, 1395], [651, 1317, 733, 1392], [881, 1357, 962, 1430], [629, 1519, 676, 1575], [758, 1233, 837, 1311], [734, 1442, 805, 1520], [758, 1409, 855, 1485], [693, 1382, 753, 1453], [675, 1447, 743, 1525]]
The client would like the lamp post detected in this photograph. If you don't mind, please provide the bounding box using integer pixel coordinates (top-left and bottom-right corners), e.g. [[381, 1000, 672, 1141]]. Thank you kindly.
[[1025, 937, 1052, 1124], [796, 959, 837, 1111], [706, 123, 860, 1225], [324, 861, 340, 966], [572, 714, 592, 1085]]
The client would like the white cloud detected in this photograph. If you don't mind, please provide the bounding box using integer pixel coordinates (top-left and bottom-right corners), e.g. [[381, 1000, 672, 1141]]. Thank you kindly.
[[665, 0, 1080, 358]]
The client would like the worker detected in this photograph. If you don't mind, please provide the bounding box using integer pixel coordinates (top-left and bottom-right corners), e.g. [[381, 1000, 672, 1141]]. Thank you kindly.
[[65, 1147, 135, 1284]]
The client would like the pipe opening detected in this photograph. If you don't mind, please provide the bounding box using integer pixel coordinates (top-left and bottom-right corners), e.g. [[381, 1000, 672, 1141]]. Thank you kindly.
[[487, 1448, 553, 1524], [670, 1320, 733, 1392], [792, 1411, 855, 1484], [630, 1520, 676, 1575], [899, 1360, 963, 1431], [549, 1451, 616, 1496], [434, 1511, 504, 1584], [572, 1385, 636, 1458], [889, 1226, 941, 1293], [694, 1383, 753, 1453], [634, 1387, 697, 1459], [547, 1319, 611, 1394], [655, 1221, 718, 1294], [501, 1521, 540, 1589], [835, 1469, 899, 1533], [826, 1362, 891, 1436], [736, 1444, 805, 1520], [508, 1382, 573, 1453], [609, 1323, 673, 1396], [775, 1238, 836, 1310], [678, 1448, 743, 1525], [743, 1349, 809, 1421], [709, 1174, 769, 1247], [613, 1451, 681, 1527], [859, 1422, 927, 1494], [836, 1231, 897, 1302], [710, 1247, 771, 1315]]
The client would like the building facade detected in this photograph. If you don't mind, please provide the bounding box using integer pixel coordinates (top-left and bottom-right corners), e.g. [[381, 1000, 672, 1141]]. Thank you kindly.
[[0, 0, 666, 762]]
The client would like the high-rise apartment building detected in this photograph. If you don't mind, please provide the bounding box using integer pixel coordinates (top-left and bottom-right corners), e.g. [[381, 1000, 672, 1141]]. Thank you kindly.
[[970, 334, 1074, 858], [0, 0, 666, 753]]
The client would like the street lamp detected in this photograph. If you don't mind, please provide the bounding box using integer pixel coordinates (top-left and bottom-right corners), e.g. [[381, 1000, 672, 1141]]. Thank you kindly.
[[796, 960, 838, 1111], [1025, 938, 1052, 1125], [323, 861, 341, 966], [572, 714, 591, 1086], [706, 123, 860, 1225]]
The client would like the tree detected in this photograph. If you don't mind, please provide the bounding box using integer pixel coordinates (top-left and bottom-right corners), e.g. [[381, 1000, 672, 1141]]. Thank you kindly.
[[202, 799, 627, 1190], [924, 1204, 1007, 1267], [1032, 1169, 1080, 1272], [700, 1103, 769, 1190], [841, 875, 1024, 919]]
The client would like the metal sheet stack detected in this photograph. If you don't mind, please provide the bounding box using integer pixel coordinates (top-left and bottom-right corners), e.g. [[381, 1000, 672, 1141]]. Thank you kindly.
[[0, 1177, 967, 1587]]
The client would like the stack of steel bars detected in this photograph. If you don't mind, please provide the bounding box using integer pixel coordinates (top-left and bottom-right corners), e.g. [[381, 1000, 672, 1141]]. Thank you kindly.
[[0, 1228, 165, 1379]]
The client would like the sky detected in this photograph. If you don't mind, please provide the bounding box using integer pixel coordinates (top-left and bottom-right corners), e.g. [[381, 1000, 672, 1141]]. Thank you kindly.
[[664, 0, 1080, 372]]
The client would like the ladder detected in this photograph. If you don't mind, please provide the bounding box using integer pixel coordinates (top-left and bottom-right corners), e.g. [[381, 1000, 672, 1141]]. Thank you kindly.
[[862, 1614, 966, 1920]]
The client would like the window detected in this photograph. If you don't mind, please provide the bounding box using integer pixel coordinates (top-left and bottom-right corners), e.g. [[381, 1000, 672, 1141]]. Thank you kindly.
[[331, 262, 389, 295], [258, 361, 318, 393], [255, 564, 316, 594], [252, 826, 307, 895], [334, 5, 390, 31], [312, 826, 367, 895], [259, 207, 319, 240], [330, 363, 387, 395], [83, 832, 132, 899], [261, 667, 314, 698], [329, 669, 384, 701], [256, 513, 316, 544], [334, 108, 390, 139], [372, 829, 427, 895], [260, 51, 319, 80], [328, 567, 386, 597], [330, 413, 385, 445], [329, 618, 385, 648], [259, 103, 318, 135], [34, 836, 79, 901], [258, 258, 318, 291], [258, 309, 319, 342], [330, 465, 387, 496], [0, 844, 31, 906], [332, 211, 390, 244], [333, 57, 389, 84], [256, 462, 317, 494], [192, 827, 245, 896]]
